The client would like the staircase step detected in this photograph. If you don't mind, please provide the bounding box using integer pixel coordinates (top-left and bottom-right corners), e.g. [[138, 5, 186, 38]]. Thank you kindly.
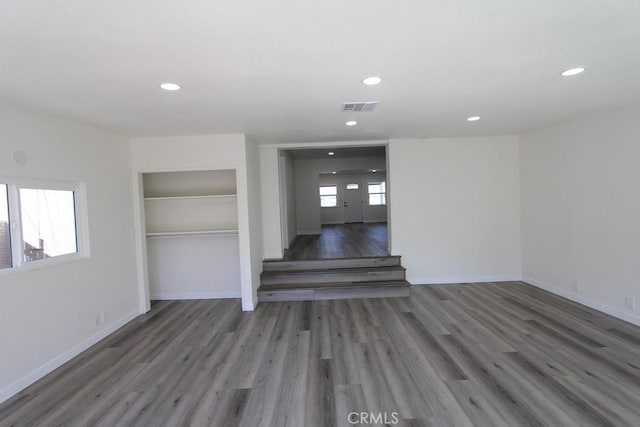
[[263, 256, 402, 272], [260, 266, 406, 286], [261, 280, 409, 290], [257, 281, 411, 302]]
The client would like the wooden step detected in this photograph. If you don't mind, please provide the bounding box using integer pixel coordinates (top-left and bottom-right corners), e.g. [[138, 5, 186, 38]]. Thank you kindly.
[[257, 281, 411, 302], [260, 266, 406, 286], [260, 280, 409, 290], [262, 256, 402, 272]]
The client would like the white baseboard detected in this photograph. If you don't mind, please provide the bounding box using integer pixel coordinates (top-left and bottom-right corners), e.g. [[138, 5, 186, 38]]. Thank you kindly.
[[409, 275, 522, 285], [151, 291, 241, 300], [0, 309, 140, 405], [523, 277, 640, 327]]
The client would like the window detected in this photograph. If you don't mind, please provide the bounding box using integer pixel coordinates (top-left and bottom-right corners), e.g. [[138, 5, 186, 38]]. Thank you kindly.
[[368, 181, 386, 205], [20, 188, 77, 262], [319, 185, 337, 207], [0, 185, 11, 270], [0, 179, 85, 273]]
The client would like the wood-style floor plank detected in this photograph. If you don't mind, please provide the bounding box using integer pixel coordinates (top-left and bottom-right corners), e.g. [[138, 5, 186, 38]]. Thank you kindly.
[[284, 222, 388, 260], [2, 282, 640, 426]]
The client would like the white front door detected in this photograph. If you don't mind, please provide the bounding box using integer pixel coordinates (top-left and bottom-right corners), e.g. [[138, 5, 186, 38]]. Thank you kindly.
[[343, 182, 363, 223]]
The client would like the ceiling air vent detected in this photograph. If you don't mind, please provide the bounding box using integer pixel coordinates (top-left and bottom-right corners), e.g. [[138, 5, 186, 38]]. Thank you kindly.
[[342, 101, 379, 112]]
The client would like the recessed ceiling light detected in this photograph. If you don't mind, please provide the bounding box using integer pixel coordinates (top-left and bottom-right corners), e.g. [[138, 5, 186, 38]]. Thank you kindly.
[[362, 76, 382, 86], [328, 152, 335, 156], [160, 83, 181, 91], [371, 169, 377, 173], [332, 171, 337, 174], [467, 116, 480, 122], [561, 67, 585, 77], [345, 120, 358, 126]]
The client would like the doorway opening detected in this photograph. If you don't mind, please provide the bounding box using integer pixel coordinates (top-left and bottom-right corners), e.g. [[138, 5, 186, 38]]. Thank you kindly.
[[278, 145, 389, 260], [259, 144, 407, 303]]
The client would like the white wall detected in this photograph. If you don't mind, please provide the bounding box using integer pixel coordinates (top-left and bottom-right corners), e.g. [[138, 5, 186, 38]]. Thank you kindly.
[[319, 171, 388, 224], [282, 151, 297, 246], [0, 103, 139, 404], [260, 147, 282, 259], [130, 134, 257, 311], [521, 104, 640, 326], [244, 138, 264, 303], [294, 156, 387, 234], [146, 235, 241, 299], [388, 136, 521, 284]]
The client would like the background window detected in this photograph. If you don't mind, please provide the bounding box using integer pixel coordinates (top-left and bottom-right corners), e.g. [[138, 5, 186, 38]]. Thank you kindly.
[[19, 188, 78, 262], [368, 182, 386, 205], [0, 185, 11, 270], [319, 185, 337, 207]]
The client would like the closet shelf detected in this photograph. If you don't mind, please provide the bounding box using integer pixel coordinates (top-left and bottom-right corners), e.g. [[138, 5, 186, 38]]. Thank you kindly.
[[146, 230, 239, 238], [144, 194, 236, 201]]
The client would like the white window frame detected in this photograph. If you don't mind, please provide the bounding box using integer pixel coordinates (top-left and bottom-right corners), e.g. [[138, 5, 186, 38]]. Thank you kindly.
[[367, 181, 386, 206], [319, 185, 338, 208], [0, 176, 90, 278]]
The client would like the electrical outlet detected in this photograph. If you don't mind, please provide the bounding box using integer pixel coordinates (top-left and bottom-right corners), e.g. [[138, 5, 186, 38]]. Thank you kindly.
[[624, 297, 636, 311]]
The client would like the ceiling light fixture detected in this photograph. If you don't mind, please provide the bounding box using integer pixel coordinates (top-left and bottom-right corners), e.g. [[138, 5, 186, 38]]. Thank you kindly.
[[371, 169, 377, 173], [345, 120, 358, 126], [467, 116, 480, 122], [328, 152, 335, 156], [561, 67, 585, 77], [332, 171, 337, 174], [160, 82, 181, 91], [362, 76, 382, 86]]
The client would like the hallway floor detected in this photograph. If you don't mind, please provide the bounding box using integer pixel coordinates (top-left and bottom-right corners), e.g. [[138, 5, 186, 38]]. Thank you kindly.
[[283, 223, 388, 260]]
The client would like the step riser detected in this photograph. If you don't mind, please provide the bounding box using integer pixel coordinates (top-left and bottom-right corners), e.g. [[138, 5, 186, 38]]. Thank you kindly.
[[258, 285, 410, 302], [261, 280, 409, 291], [263, 256, 401, 272], [261, 270, 405, 285]]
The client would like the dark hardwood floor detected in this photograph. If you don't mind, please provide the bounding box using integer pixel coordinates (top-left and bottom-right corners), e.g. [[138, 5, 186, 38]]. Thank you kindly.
[[284, 222, 388, 260], [2, 282, 640, 426]]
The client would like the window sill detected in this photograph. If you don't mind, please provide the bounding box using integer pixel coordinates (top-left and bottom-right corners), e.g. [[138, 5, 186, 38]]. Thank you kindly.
[[0, 252, 89, 279]]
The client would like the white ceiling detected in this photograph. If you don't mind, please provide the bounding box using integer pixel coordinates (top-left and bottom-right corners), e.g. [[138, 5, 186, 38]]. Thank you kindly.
[[1, 1, 639, 143]]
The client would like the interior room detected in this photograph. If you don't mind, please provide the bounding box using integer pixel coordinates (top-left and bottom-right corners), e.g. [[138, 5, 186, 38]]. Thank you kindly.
[[1, 1, 639, 425]]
